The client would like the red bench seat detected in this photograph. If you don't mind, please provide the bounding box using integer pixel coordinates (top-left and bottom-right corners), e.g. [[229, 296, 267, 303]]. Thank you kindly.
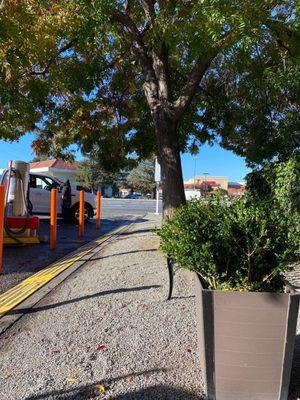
[[5, 216, 40, 230]]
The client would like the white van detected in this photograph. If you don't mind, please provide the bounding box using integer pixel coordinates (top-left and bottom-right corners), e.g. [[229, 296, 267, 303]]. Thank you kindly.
[[185, 189, 202, 201], [29, 173, 96, 222]]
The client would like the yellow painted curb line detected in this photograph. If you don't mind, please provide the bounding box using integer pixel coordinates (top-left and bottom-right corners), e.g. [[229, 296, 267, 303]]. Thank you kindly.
[[0, 223, 131, 319], [4, 237, 40, 245]]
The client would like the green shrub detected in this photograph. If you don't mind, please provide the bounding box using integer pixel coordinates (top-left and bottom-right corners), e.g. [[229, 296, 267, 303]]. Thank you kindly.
[[246, 155, 300, 260], [160, 197, 299, 292], [246, 155, 300, 215]]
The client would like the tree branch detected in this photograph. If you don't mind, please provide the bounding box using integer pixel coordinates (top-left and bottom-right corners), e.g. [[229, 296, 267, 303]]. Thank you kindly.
[[173, 57, 213, 118], [138, 1, 171, 102], [30, 39, 78, 76], [151, 43, 171, 101], [110, 9, 159, 109], [173, 33, 232, 119], [139, 0, 155, 20], [124, 0, 131, 14]]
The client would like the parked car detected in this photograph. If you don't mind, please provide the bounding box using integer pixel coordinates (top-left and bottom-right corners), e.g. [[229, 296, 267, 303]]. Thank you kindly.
[[28, 173, 96, 222], [124, 193, 142, 199]]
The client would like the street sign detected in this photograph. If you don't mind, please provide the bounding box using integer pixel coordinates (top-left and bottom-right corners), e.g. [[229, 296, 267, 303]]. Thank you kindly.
[[155, 157, 161, 183]]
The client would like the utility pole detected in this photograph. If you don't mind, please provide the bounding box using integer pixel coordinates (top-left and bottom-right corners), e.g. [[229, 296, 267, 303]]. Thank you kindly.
[[154, 157, 161, 215], [203, 172, 209, 198], [193, 157, 197, 190]]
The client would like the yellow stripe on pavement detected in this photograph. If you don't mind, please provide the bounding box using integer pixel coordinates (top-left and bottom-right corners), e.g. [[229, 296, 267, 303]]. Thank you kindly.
[[0, 223, 130, 319], [4, 237, 40, 245]]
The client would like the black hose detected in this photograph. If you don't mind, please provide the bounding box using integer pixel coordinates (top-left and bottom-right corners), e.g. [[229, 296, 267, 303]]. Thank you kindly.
[[166, 256, 174, 300]]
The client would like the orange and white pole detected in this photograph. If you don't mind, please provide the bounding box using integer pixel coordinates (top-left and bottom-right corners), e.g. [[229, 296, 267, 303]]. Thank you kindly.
[[50, 188, 57, 250], [96, 191, 101, 229], [79, 190, 85, 237], [0, 186, 5, 274]]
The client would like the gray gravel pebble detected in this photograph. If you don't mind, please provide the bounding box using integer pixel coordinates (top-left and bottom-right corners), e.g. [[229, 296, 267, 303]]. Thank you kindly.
[[0, 214, 204, 400]]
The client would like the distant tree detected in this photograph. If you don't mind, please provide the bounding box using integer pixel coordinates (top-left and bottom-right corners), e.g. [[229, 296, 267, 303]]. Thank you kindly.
[[200, 182, 213, 197], [30, 155, 49, 163], [126, 159, 156, 194], [77, 158, 124, 195], [126, 159, 156, 196]]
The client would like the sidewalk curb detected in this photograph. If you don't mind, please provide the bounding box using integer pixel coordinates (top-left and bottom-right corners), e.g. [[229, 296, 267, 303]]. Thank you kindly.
[[0, 218, 138, 336]]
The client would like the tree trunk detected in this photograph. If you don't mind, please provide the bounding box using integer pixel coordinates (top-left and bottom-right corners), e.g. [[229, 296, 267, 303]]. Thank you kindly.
[[153, 109, 186, 220]]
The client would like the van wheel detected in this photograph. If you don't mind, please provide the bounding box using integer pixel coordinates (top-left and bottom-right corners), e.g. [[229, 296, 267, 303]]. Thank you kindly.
[[71, 203, 92, 223]]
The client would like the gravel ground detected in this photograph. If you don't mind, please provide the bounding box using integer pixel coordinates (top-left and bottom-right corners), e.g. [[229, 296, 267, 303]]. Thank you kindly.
[[0, 213, 299, 400], [0, 214, 204, 400]]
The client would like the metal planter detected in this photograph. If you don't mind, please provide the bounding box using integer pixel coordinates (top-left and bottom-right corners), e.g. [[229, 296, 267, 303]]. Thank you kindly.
[[194, 273, 299, 400]]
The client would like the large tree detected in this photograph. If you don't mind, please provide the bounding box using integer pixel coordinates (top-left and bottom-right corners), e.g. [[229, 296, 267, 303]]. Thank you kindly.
[[0, 1, 299, 217]]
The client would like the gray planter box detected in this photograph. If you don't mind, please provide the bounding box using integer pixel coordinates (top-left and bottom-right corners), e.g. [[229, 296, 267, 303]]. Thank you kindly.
[[194, 273, 300, 400]]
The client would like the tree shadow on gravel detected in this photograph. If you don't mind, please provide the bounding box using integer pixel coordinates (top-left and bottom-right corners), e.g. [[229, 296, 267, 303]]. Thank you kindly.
[[83, 248, 158, 262], [117, 228, 154, 237], [107, 386, 204, 399], [25, 385, 203, 400], [289, 334, 300, 400], [23, 341, 300, 400], [11, 285, 161, 315], [24, 369, 204, 400]]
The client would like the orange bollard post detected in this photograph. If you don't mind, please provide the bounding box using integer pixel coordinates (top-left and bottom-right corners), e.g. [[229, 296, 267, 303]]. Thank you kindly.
[[0, 186, 5, 274], [50, 188, 57, 250], [96, 191, 101, 229], [79, 190, 85, 237]]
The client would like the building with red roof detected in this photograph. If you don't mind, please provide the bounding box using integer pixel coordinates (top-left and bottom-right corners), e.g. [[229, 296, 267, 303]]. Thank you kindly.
[[29, 159, 79, 185]]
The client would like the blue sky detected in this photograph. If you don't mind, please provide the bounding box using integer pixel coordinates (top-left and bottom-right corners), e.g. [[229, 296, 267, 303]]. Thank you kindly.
[[181, 144, 250, 182], [0, 133, 250, 182]]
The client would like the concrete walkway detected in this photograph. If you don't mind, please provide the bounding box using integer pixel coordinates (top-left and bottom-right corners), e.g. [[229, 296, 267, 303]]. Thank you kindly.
[[0, 215, 203, 400]]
